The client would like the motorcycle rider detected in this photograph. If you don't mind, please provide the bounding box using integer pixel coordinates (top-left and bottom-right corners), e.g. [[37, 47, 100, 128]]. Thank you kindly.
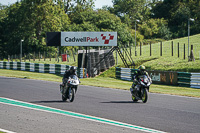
[[61, 66, 77, 93], [130, 65, 150, 94]]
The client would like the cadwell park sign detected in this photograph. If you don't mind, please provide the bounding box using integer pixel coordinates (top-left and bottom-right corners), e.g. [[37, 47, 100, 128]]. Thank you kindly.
[[46, 32, 117, 46]]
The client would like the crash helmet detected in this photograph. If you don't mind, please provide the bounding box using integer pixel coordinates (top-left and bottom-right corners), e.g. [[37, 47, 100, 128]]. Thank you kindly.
[[70, 66, 76, 73], [139, 65, 145, 71]]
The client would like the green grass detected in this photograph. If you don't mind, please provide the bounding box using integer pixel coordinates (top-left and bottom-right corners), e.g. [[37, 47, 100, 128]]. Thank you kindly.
[[7, 55, 77, 66], [0, 69, 62, 82], [116, 34, 200, 72], [1, 69, 200, 98]]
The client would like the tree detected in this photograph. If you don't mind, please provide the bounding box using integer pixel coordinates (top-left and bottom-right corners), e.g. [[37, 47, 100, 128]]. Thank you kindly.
[[139, 18, 171, 39], [110, 0, 152, 27], [0, 0, 70, 57], [151, 0, 200, 38], [0, 3, 8, 58]]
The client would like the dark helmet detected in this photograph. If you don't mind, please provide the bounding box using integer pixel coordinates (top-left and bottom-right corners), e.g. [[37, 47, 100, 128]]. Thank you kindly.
[[70, 66, 75, 71], [138, 65, 145, 71], [70, 66, 76, 73]]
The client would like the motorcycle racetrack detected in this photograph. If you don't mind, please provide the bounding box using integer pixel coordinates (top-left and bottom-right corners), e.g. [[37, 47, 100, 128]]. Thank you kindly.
[[0, 76, 200, 133]]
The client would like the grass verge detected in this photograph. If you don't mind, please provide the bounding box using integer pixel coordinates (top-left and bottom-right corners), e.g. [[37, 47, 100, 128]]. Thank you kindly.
[[1, 69, 200, 98]]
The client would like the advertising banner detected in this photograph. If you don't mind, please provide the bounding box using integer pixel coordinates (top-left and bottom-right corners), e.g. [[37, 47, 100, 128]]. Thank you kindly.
[[61, 32, 117, 46], [147, 70, 178, 85]]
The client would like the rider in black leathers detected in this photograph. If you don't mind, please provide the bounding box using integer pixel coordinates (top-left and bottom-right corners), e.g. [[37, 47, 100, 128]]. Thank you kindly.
[[131, 65, 150, 94], [60, 66, 77, 94], [63, 66, 76, 80], [62, 66, 76, 86]]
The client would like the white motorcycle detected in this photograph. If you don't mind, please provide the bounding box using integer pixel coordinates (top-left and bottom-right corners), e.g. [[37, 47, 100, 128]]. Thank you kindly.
[[60, 75, 80, 102]]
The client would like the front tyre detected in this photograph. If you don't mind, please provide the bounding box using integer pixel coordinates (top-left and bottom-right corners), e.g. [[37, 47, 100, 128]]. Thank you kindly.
[[69, 88, 75, 102], [141, 88, 148, 103]]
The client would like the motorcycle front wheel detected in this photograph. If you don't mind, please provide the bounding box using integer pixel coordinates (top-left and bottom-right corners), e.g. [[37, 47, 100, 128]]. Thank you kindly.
[[69, 88, 75, 102], [141, 88, 148, 103]]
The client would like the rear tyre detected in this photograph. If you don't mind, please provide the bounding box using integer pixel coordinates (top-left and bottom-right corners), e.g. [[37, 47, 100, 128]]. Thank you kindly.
[[141, 88, 148, 103], [62, 95, 67, 102], [132, 95, 138, 102]]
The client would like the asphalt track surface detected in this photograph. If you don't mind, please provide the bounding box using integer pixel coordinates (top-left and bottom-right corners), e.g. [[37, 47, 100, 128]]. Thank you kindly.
[[0, 76, 200, 133]]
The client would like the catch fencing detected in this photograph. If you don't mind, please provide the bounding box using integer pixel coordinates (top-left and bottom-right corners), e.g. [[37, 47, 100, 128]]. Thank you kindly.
[[0, 61, 87, 78], [116, 67, 200, 89]]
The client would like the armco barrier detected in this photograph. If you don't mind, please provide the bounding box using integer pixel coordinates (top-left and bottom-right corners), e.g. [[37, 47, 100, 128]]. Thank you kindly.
[[178, 72, 200, 89], [0, 61, 87, 78], [116, 67, 137, 81], [116, 67, 200, 88], [116, 67, 178, 85], [148, 70, 178, 85]]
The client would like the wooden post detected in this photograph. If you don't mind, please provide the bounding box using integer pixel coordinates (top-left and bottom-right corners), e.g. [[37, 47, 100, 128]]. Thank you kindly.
[[34, 52, 35, 61], [178, 42, 179, 58], [39, 51, 40, 61], [160, 41, 162, 56], [29, 53, 30, 61], [150, 42, 151, 56], [189, 45, 195, 61], [184, 43, 185, 60], [15, 54, 17, 62], [172, 41, 173, 56]]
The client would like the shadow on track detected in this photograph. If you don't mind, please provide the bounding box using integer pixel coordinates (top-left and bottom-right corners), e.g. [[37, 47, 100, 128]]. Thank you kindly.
[[31, 100, 65, 103], [100, 101, 140, 104]]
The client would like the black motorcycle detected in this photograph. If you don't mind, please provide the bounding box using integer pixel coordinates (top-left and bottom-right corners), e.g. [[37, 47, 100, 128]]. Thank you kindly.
[[130, 75, 152, 103]]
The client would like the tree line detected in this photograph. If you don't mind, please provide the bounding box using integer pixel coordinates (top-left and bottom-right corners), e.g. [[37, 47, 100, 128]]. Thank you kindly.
[[0, 0, 199, 58]]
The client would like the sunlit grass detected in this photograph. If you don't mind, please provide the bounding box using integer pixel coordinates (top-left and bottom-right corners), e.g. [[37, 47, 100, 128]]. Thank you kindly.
[[116, 34, 200, 72]]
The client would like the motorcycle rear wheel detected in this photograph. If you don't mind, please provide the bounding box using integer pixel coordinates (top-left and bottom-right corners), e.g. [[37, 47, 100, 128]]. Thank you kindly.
[[132, 95, 138, 102], [62, 95, 67, 102]]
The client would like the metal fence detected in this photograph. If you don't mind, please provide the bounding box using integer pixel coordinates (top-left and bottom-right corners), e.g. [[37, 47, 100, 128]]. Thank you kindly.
[[0, 61, 87, 78]]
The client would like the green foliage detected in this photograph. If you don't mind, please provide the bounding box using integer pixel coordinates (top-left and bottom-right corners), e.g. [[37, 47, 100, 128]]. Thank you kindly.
[[69, 7, 134, 45], [0, 0, 70, 58], [139, 18, 171, 39], [152, 0, 200, 38]]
